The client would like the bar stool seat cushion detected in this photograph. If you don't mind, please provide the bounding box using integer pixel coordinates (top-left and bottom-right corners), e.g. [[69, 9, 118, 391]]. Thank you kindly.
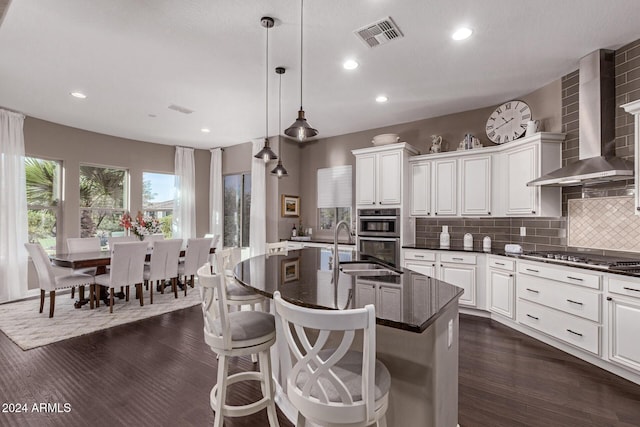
[[212, 311, 275, 343]]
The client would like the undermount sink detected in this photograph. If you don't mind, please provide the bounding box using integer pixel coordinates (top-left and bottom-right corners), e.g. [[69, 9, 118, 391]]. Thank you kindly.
[[339, 262, 401, 276]]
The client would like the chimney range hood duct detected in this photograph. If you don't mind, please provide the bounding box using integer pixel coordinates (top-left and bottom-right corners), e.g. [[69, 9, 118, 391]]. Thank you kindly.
[[527, 49, 633, 187]]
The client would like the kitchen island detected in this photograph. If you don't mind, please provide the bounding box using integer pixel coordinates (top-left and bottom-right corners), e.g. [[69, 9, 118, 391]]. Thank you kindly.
[[234, 247, 463, 427]]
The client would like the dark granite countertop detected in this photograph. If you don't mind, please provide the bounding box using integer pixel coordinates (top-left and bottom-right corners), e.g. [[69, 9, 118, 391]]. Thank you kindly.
[[287, 238, 356, 246], [402, 243, 520, 258], [233, 247, 463, 333]]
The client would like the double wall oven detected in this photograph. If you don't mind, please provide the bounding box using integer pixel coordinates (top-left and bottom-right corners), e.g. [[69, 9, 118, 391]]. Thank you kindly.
[[357, 208, 400, 267]]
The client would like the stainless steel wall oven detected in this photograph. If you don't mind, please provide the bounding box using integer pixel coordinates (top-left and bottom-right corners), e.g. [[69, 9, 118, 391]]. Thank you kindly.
[[357, 208, 400, 267]]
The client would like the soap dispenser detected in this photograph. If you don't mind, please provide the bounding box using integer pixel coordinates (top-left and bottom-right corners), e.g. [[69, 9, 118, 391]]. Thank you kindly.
[[440, 226, 450, 249], [464, 233, 473, 250], [483, 236, 492, 252]]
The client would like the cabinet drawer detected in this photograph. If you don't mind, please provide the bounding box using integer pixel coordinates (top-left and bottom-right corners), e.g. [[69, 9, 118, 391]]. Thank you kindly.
[[608, 276, 640, 299], [404, 250, 436, 262], [517, 275, 601, 322], [517, 299, 600, 355], [440, 253, 476, 265], [488, 256, 515, 271], [518, 261, 601, 289]]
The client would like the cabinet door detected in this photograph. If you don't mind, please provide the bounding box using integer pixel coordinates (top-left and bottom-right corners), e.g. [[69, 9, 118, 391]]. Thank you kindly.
[[410, 274, 430, 320], [356, 154, 377, 206], [441, 263, 476, 306], [461, 155, 491, 216], [488, 269, 514, 318], [404, 260, 436, 277], [506, 144, 538, 215], [378, 285, 402, 321], [410, 162, 431, 216], [378, 151, 402, 205], [355, 282, 376, 308], [433, 159, 457, 216], [609, 297, 640, 372]]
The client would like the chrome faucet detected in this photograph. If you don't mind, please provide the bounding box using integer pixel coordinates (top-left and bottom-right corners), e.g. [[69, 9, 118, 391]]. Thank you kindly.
[[332, 220, 352, 284]]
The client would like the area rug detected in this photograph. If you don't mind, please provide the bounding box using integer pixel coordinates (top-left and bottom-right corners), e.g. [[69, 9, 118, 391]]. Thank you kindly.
[[0, 287, 202, 350]]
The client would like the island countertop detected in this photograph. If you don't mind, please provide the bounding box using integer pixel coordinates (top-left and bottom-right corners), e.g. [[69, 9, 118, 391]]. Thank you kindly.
[[233, 247, 463, 333]]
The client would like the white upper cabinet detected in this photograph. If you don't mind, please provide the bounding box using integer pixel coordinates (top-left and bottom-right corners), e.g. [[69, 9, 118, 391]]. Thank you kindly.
[[353, 143, 420, 208], [408, 133, 564, 218], [622, 100, 640, 215], [410, 161, 431, 216], [461, 154, 492, 216], [433, 159, 457, 216]]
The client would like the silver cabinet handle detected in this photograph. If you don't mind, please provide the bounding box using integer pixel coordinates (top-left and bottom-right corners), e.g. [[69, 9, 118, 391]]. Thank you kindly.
[[414, 255, 424, 258], [566, 329, 583, 337], [623, 286, 640, 292], [567, 299, 583, 306], [566, 276, 583, 281], [526, 288, 539, 294], [526, 314, 539, 320], [495, 262, 505, 266], [453, 257, 463, 261], [526, 268, 539, 273]]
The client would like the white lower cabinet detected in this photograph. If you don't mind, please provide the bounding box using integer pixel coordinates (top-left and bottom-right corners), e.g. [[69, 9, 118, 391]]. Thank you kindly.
[[487, 256, 515, 319], [355, 279, 402, 322], [607, 277, 640, 372], [440, 262, 476, 307]]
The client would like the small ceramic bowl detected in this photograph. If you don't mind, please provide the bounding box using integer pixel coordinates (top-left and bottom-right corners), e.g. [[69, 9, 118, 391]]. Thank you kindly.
[[372, 133, 400, 146]]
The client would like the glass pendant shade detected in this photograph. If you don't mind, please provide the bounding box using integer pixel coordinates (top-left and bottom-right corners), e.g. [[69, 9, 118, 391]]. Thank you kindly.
[[285, 109, 318, 141], [255, 137, 278, 162], [271, 67, 288, 178], [270, 159, 288, 177]]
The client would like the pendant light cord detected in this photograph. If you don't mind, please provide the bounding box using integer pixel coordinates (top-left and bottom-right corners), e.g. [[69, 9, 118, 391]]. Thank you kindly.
[[299, 0, 303, 110], [265, 23, 269, 139], [279, 71, 283, 162]]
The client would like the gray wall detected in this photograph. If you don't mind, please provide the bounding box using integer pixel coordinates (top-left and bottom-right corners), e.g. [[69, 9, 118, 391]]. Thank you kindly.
[[24, 117, 211, 252]]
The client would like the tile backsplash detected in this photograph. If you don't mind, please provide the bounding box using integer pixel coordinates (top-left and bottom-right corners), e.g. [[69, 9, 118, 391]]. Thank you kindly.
[[568, 196, 640, 253]]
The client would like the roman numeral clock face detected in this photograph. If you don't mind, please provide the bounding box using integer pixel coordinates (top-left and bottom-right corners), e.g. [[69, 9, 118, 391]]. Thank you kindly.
[[485, 100, 531, 144]]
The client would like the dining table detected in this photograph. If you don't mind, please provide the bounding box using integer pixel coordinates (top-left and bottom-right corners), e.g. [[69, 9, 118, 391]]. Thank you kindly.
[[233, 247, 463, 427], [50, 246, 215, 307]]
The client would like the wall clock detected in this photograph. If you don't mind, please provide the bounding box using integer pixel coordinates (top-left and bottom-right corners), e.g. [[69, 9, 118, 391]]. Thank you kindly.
[[485, 100, 531, 144]]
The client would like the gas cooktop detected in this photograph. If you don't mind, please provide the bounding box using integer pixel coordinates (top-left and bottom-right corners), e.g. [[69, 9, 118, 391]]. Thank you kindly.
[[520, 251, 640, 271]]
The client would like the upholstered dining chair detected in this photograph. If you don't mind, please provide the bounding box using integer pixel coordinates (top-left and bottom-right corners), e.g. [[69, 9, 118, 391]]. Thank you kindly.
[[25, 243, 94, 318], [178, 237, 212, 296], [143, 239, 182, 303], [107, 235, 137, 249], [204, 234, 221, 267], [266, 241, 288, 256], [93, 241, 148, 313], [143, 233, 165, 244], [273, 291, 391, 427], [66, 237, 101, 299], [196, 263, 279, 427]]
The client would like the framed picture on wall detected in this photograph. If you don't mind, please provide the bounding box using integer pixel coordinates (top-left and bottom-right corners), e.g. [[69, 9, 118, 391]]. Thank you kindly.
[[281, 194, 300, 217], [281, 258, 300, 283]]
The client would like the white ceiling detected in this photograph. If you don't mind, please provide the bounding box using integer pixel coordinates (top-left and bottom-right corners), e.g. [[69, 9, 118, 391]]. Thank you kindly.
[[1, 0, 640, 150]]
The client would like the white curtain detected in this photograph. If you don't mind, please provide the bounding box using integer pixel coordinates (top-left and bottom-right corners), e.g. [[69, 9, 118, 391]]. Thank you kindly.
[[250, 141, 266, 256], [0, 109, 28, 303], [173, 146, 196, 240], [209, 148, 223, 251]]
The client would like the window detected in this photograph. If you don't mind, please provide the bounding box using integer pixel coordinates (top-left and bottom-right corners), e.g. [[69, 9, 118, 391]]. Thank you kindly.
[[224, 173, 251, 248], [25, 157, 62, 254], [317, 165, 352, 231], [79, 165, 127, 240], [142, 172, 175, 238]]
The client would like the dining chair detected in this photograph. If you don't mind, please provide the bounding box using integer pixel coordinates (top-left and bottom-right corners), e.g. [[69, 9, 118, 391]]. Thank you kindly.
[[178, 237, 213, 297], [93, 241, 148, 313], [204, 234, 221, 268], [24, 243, 94, 318], [196, 263, 279, 427], [143, 233, 165, 243], [266, 241, 288, 256], [107, 235, 137, 249], [143, 239, 182, 303], [65, 236, 102, 301], [273, 290, 391, 427]]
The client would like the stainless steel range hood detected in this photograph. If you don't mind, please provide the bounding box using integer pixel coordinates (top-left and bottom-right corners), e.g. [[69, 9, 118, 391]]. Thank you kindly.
[[527, 49, 634, 187]]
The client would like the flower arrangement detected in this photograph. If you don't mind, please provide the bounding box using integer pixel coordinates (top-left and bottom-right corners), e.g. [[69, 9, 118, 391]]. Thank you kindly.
[[120, 211, 161, 240]]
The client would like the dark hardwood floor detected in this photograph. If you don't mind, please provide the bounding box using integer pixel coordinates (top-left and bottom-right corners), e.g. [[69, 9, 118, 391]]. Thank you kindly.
[[1, 308, 639, 426]]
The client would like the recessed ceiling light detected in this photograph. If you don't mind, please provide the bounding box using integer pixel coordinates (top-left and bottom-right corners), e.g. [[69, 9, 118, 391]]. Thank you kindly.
[[376, 95, 388, 103], [343, 59, 359, 70], [148, 114, 157, 118], [70, 92, 87, 99], [452, 27, 473, 41], [201, 128, 211, 133]]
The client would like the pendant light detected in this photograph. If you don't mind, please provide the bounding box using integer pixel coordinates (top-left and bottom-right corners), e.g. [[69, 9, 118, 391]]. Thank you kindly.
[[254, 16, 278, 162], [284, 0, 318, 141], [271, 67, 289, 178]]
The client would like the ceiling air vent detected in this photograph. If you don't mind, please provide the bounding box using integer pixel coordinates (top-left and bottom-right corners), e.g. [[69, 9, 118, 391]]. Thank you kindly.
[[168, 104, 194, 114], [354, 17, 403, 48]]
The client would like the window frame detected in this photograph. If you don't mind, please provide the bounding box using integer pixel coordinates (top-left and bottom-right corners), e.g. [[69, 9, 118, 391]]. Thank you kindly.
[[142, 170, 176, 238], [223, 172, 251, 248], [25, 156, 63, 253]]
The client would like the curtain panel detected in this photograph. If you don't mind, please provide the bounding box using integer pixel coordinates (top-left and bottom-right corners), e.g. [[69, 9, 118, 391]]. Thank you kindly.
[[209, 148, 223, 251], [0, 109, 28, 303], [173, 146, 196, 240], [249, 141, 266, 257]]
